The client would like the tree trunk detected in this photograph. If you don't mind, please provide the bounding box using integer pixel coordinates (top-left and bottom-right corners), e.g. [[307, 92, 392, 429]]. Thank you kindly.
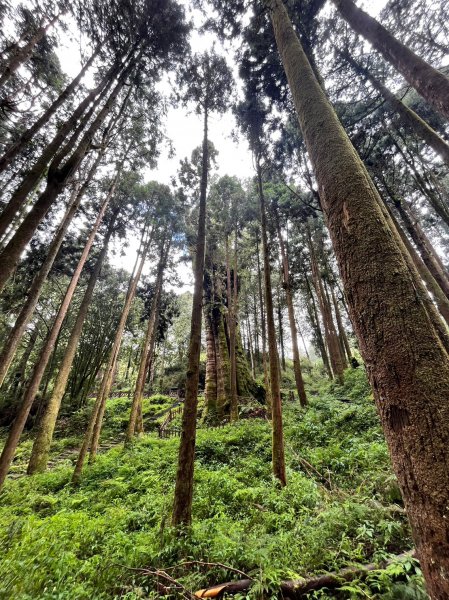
[[330, 284, 352, 363], [27, 209, 117, 474], [275, 210, 308, 406], [332, 0, 449, 121], [307, 226, 345, 382], [305, 272, 332, 378], [394, 199, 449, 300], [125, 239, 170, 444], [0, 59, 117, 240], [0, 12, 62, 88], [257, 160, 286, 486], [226, 234, 238, 422], [256, 235, 271, 411], [0, 46, 100, 173], [0, 186, 112, 489], [384, 200, 449, 326], [270, 2, 449, 595], [71, 224, 152, 484], [344, 54, 449, 167], [0, 67, 128, 294], [172, 106, 209, 527]]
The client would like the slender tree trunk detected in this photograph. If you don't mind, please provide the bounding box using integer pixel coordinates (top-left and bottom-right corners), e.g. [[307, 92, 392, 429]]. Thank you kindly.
[[247, 316, 256, 378], [27, 211, 117, 474], [394, 199, 449, 299], [71, 224, 151, 484], [270, 2, 449, 595], [226, 234, 238, 422], [277, 288, 286, 371], [257, 160, 286, 486], [0, 186, 112, 489], [125, 239, 170, 444], [330, 284, 352, 363], [296, 319, 310, 361], [204, 256, 218, 414], [332, 0, 449, 121], [0, 60, 117, 239], [172, 106, 209, 527], [0, 12, 62, 88], [344, 54, 449, 167], [0, 67, 129, 294], [384, 200, 449, 326], [0, 182, 84, 387], [256, 235, 271, 411], [275, 212, 308, 406], [305, 272, 332, 378], [0, 47, 100, 173], [307, 227, 345, 382]]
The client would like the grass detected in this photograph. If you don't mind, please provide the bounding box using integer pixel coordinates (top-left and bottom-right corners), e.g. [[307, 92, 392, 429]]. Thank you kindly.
[[0, 370, 426, 599]]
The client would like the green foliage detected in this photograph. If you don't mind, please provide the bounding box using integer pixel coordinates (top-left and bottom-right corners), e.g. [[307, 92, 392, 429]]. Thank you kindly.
[[0, 370, 424, 599]]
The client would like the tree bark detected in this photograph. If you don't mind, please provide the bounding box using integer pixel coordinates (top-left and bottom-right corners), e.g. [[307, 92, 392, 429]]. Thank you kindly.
[[270, 2, 449, 595], [0, 65, 129, 294], [343, 54, 449, 167], [226, 234, 238, 422], [27, 207, 118, 474], [257, 160, 286, 486], [172, 105, 209, 527], [72, 224, 152, 483], [0, 185, 112, 489], [125, 238, 170, 444], [256, 235, 271, 411], [307, 226, 345, 382], [330, 284, 352, 363], [0, 12, 62, 88], [275, 209, 308, 406], [0, 46, 100, 173], [332, 0, 449, 121]]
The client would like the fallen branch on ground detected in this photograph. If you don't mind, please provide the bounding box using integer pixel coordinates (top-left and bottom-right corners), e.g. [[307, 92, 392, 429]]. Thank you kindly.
[[194, 551, 416, 599]]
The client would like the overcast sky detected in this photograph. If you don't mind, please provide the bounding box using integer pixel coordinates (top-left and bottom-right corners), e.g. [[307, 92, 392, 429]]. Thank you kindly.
[[56, 0, 387, 291]]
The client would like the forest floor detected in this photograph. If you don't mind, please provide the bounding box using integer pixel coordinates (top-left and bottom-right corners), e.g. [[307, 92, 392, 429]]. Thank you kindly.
[[0, 369, 427, 599]]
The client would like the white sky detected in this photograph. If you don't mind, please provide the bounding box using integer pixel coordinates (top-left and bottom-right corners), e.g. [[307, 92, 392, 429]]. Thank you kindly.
[[55, 0, 387, 292]]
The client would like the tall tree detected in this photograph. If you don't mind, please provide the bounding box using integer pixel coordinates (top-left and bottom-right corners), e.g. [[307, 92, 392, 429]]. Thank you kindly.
[[172, 51, 232, 526], [266, 1, 449, 594]]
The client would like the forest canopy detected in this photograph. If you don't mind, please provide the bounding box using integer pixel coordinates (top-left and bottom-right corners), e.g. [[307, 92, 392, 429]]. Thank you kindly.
[[0, 0, 448, 598]]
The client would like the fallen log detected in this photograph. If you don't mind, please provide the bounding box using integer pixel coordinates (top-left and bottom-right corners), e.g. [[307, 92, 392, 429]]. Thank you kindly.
[[194, 551, 416, 599]]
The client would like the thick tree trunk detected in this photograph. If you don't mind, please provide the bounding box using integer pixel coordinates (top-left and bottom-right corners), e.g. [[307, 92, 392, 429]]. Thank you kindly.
[[0, 47, 100, 173], [0, 12, 61, 88], [0, 187, 111, 489], [332, 0, 449, 121], [0, 68, 128, 294], [257, 161, 286, 486], [172, 107, 209, 527], [27, 207, 117, 474], [275, 210, 308, 406], [270, 2, 449, 595], [125, 239, 170, 444], [344, 55, 449, 167], [72, 225, 152, 483], [204, 306, 217, 414]]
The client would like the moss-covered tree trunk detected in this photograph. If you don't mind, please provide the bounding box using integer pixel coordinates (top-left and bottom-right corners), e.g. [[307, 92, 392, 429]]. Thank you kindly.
[[332, 0, 449, 121], [270, 2, 449, 594], [0, 188, 112, 489], [330, 284, 352, 363], [27, 215, 116, 474]]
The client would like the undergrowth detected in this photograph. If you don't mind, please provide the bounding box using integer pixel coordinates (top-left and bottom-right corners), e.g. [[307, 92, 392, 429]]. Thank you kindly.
[[0, 369, 426, 599]]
